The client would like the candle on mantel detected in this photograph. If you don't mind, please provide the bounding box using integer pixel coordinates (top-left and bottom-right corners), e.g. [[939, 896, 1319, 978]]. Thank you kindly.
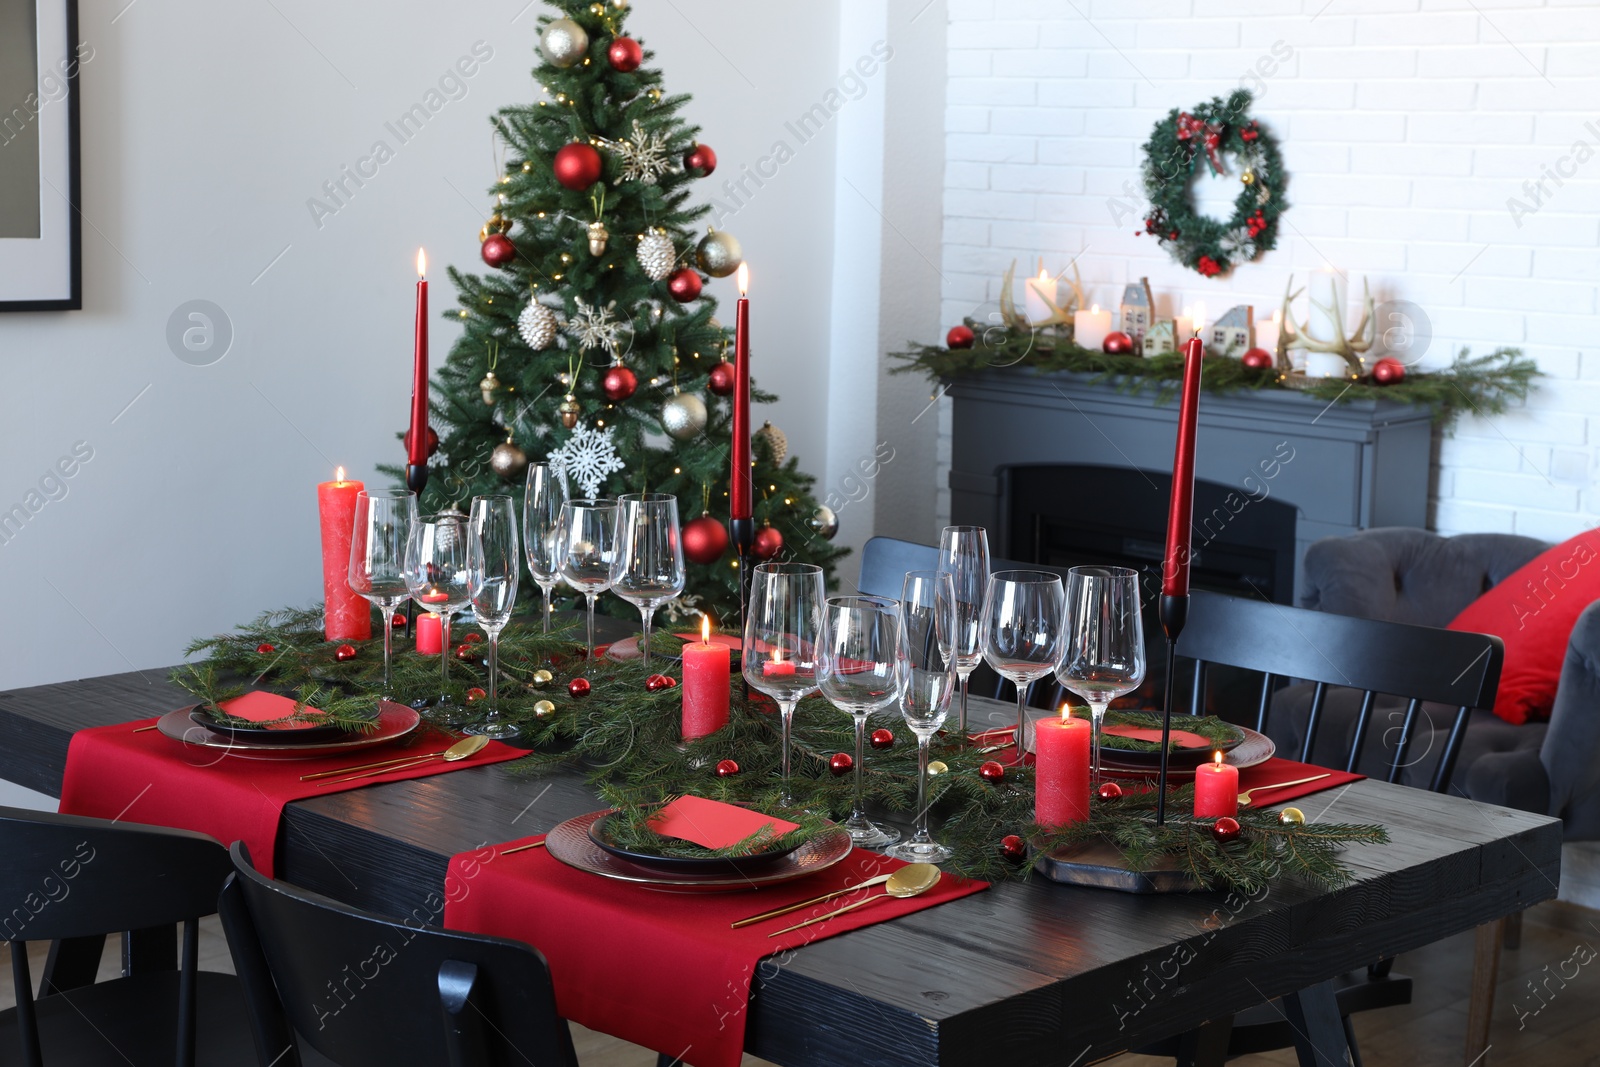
[[1163, 337, 1205, 598], [317, 467, 371, 642], [682, 616, 731, 739], [1253, 309, 1281, 357], [415, 590, 448, 655], [1034, 706, 1092, 828], [1073, 303, 1112, 350], [406, 249, 430, 480], [1173, 306, 1194, 345], [1024, 268, 1058, 324], [730, 264, 752, 523], [1194, 751, 1240, 819]]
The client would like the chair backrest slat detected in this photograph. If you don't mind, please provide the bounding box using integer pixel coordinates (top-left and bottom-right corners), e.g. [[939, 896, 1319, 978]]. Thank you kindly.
[[1254, 673, 1276, 734], [1300, 681, 1330, 764], [1347, 690, 1378, 774]]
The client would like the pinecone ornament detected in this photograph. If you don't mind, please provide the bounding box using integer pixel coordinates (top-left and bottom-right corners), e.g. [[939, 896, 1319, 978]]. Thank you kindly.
[[755, 420, 788, 465], [518, 301, 558, 350], [637, 229, 675, 281]]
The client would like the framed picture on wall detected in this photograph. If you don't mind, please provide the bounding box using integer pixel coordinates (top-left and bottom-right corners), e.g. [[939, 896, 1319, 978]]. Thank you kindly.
[[0, 0, 82, 311]]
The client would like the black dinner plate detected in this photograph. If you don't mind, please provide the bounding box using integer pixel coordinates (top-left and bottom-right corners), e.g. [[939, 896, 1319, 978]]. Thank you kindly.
[[188, 708, 361, 745], [1096, 712, 1246, 768], [586, 812, 804, 877]]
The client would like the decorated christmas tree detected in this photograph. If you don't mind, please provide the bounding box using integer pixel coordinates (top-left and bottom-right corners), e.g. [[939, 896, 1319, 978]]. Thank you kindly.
[[388, 0, 846, 623]]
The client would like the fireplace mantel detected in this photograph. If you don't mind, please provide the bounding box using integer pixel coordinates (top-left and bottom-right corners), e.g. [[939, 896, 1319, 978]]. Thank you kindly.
[[946, 368, 1436, 600]]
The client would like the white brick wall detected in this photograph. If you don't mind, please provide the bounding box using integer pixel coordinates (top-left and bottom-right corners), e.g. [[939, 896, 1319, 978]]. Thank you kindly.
[[935, 0, 1600, 543]]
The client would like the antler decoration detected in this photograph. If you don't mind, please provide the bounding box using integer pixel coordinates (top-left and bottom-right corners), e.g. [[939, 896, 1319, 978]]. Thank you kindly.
[[1274, 275, 1302, 374], [998, 259, 1084, 331], [1284, 275, 1375, 376]]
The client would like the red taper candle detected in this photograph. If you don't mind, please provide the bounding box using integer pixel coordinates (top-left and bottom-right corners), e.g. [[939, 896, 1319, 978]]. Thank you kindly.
[[1162, 336, 1205, 597], [406, 249, 430, 467], [730, 263, 752, 521]]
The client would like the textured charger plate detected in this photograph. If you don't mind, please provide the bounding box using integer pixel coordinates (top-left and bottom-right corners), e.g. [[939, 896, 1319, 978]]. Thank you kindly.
[[547, 809, 852, 893], [1033, 838, 1201, 893], [587, 812, 804, 877], [156, 702, 420, 760]]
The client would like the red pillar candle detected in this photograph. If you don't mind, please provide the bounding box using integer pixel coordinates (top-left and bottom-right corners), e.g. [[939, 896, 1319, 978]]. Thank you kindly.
[[1034, 708, 1092, 828], [1194, 752, 1240, 819], [1162, 336, 1206, 597], [682, 617, 731, 739], [415, 613, 443, 655], [406, 249, 430, 469], [317, 467, 371, 642], [730, 264, 752, 521]]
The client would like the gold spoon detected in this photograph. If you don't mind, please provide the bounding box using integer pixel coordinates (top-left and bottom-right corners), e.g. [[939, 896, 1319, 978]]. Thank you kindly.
[[732, 873, 897, 929], [767, 863, 941, 937], [316, 735, 490, 784], [1236, 773, 1330, 809]]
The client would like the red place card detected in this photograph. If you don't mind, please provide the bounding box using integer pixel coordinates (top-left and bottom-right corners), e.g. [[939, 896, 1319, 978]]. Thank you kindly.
[[646, 795, 799, 850], [216, 691, 321, 731], [1102, 724, 1212, 749]]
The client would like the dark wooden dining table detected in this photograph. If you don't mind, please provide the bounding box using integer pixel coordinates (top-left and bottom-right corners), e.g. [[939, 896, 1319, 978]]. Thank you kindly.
[[0, 666, 1560, 1067]]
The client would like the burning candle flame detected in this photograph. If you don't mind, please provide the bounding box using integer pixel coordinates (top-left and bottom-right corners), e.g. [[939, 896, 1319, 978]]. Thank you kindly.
[[416, 248, 427, 278], [736, 262, 749, 296], [1060, 703, 1071, 722], [1213, 750, 1224, 768], [334, 466, 346, 484], [1037, 268, 1050, 283], [1090, 303, 1099, 314], [701, 615, 712, 645]]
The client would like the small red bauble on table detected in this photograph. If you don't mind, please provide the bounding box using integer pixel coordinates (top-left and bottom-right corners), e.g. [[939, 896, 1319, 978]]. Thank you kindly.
[[465, 687, 486, 702], [1096, 781, 1124, 801], [979, 760, 1006, 784], [480, 234, 517, 269], [714, 758, 740, 778], [553, 142, 604, 191], [607, 36, 642, 72], [334, 644, 357, 662], [568, 677, 592, 698], [870, 728, 895, 750], [667, 268, 703, 303], [1102, 331, 1134, 355], [753, 525, 783, 560], [1371, 357, 1406, 385], [946, 325, 974, 349], [999, 834, 1028, 863], [828, 752, 853, 776], [1241, 347, 1275, 371], [454, 644, 478, 662], [707, 360, 735, 396], [1211, 816, 1242, 843], [391, 614, 407, 629], [683, 143, 717, 177], [645, 673, 677, 692], [682, 513, 729, 564], [464, 632, 484, 644], [255, 643, 275, 655], [602, 365, 638, 402]]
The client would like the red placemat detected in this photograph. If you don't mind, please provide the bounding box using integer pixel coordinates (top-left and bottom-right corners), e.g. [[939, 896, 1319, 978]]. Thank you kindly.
[[443, 836, 986, 1067], [59, 716, 525, 878]]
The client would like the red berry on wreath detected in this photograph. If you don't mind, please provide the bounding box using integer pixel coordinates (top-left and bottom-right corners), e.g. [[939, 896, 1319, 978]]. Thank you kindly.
[[715, 758, 740, 778], [1096, 781, 1124, 802], [645, 674, 678, 692], [870, 728, 895, 750], [480, 233, 517, 269], [999, 834, 1028, 864], [946, 325, 975, 349], [465, 687, 486, 702], [1241, 348, 1275, 371], [607, 36, 642, 72], [1196, 255, 1222, 277], [1372, 357, 1406, 385], [753, 525, 784, 561], [568, 677, 592, 698], [1211, 816, 1242, 843], [667, 267, 703, 303], [683, 143, 717, 177], [553, 142, 604, 190], [979, 760, 1006, 784], [464, 633, 484, 644], [1169, 230, 1180, 240], [255, 642, 275, 654], [707, 360, 736, 396], [1102, 331, 1133, 355], [602, 364, 638, 402], [682, 513, 729, 564], [829, 752, 853, 776], [334, 644, 357, 662], [455, 644, 478, 661]]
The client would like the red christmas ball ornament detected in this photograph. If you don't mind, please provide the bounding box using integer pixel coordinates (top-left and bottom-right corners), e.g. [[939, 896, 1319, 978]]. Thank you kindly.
[[1211, 816, 1242, 844], [753, 525, 783, 561], [707, 360, 736, 396], [1241, 347, 1274, 371], [567, 677, 592, 698], [465, 687, 486, 703], [715, 758, 740, 778], [607, 36, 642, 72], [334, 644, 358, 663], [979, 760, 1006, 784], [403, 424, 440, 458], [828, 752, 853, 777], [480, 233, 517, 269], [454, 644, 478, 662], [645, 674, 678, 692], [553, 142, 604, 191], [870, 728, 895, 750], [464, 632, 484, 644], [946, 325, 975, 349], [1372, 357, 1406, 385], [391, 613, 409, 629], [667, 267, 703, 303], [682, 513, 729, 564], [1096, 781, 1124, 801], [999, 834, 1028, 863], [683, 143, 717, 177], [602, 364, 638, 402], [1102, 331, 1134, 355], [255, 642, 275, 654]]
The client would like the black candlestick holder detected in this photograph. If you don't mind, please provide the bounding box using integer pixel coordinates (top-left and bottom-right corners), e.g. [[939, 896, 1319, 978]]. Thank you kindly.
[[1156, 592, 1189, 826]]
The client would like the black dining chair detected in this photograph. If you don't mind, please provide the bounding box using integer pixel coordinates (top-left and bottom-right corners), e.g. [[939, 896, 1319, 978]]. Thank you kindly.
[[1145, 589, 1504, 1067], [0, 806, 255, 1067], [220, 841, 580, 1067]]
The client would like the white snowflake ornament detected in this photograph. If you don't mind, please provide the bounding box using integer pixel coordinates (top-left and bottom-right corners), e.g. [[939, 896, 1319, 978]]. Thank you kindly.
[[605, 121, 675, 186], [518, 301, 559, 350], [565, 297, 626, 356], [549, 424, 626, 499]]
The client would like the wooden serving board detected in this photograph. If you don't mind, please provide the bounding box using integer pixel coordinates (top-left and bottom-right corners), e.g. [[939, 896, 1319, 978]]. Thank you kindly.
[[1034, 838, 1201, 893]]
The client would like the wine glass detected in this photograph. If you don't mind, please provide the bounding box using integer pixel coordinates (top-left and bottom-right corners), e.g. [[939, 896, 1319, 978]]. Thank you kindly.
[[937, 525, 990, 739], [980, 570, 1065, 765], [403, 511, 473, 724], [465, 495, 520, 740], [523, 462, 567, 634], [742, 562, 824, 806], [818, 595, 903, 849], [888, 571, 956, 864], [1057, 566, 1147, 785], [557, 499, 619, 670], [347, 488, 418, 699], [611, 493, 686, 666]]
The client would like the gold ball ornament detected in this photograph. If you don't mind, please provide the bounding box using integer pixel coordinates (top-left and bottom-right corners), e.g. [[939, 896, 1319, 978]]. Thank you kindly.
[[661, 391, 707, 440], [479, 371, 500, 406], [559, 394, 582, 430], [927, 760, 949, 777], [560, 252, 574, 265], [490, 436, 529, 482], [1278, 807, 1306, 826], [522, 161, 534, 174], [646, 88, 662, 102], [533, 699, 557, 718], [808, 504, 839, 540], [587, 219, 610, 257], [530, 668, 554, 687], [754, 420, 788, 465], [1241, 170, 1255, 185], [589, 2, 605, 15], [539, 18, 589, 68], [694, 229, 744, 278], [611, 0, 628, 9]]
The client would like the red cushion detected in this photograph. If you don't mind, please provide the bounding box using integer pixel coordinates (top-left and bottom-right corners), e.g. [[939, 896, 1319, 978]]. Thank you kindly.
[[1447, 527, 1600, 724]]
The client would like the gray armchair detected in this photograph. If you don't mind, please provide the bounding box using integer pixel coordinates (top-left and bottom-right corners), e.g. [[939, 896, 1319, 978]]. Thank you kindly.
[[1272, 526, 1600, 840]]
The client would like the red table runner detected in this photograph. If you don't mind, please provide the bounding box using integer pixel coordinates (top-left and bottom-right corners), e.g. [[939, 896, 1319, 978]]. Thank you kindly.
[[59, 717, 525, 877], [1235, 756, 1364, 808], [443, 837, 986, 1067]]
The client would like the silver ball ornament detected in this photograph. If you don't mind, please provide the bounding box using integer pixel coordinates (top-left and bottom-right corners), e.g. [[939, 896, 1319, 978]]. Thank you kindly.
[[518, 301, 558, 350], [540, 18, 589, 68], [661, 391, 708, 440], [637, 229, 675, 281], [809, 505, 839, 540], [695, 229, 743, 278], [490, 439, 528, 481]]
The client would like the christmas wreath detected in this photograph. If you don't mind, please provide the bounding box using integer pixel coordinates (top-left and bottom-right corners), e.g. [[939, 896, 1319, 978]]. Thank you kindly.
[[1141, 89, 1286, 278]]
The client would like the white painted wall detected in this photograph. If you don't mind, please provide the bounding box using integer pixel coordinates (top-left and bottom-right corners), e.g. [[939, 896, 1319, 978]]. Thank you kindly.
[[935, 0, 1600, 545], [0, 0, 844, 691]]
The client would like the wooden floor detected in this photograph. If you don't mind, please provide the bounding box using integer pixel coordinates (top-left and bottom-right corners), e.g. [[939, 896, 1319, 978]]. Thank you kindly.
[[1, 899, 1595, 1066]]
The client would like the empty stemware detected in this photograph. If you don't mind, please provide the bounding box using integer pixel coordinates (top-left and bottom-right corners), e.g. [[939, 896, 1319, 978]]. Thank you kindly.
[[937, 525, 990, 739], [611, 493, 686, 667], [1057, 565, 1147, 785], [818, 595, 903, 849], [347, 488, 418, 700], [465, 495, 520, 740], [980, 570, 1066, 765], [888, 570, 957, 864], [557, 499, 619, 671], [523, 463, 568, 634], [742, 562, 825, 806], [403, 511, 473, 724]]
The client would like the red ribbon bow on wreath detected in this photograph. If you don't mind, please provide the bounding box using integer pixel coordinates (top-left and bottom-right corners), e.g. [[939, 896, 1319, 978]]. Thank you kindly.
[[1176, 112, 1225, 175]]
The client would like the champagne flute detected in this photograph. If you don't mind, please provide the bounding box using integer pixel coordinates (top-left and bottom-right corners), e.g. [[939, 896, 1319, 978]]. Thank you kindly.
[[347, 488, 418, 700], [742, 562, 824, 806], [888, 571, 957, 864], [523, 462, 567, 634], [465, 495, 520, 740], [1057, 566, 1147, 785], [980, 570, 1066, 765], [818, 595, 903, 849], [937, 525, 990, 739], [611, 493, 686, 667], [557, 499, 619, 670], [403, 512, 472, 724]]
